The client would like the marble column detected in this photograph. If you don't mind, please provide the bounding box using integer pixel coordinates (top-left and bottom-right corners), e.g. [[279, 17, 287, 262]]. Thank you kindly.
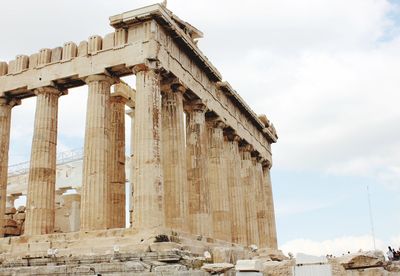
[[240, 145, 259, 246], [126, 109, 135, 227], [133, 66, 164, 229], [0, 98, 20, 237], [207, 119, 231, 241], [186, 100, 212, 237], [224, 132, 247, 245], [161, 82, 188, 231], [255, 157, 269, 248], [109, 95, 126, 229], [80, 75, 114, 231], [25, 87, 65, 235], [262, 162, 278, 249]]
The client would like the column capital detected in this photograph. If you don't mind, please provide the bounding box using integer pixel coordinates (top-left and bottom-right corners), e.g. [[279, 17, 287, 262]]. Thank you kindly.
[[185, 99, 207, 113], [34, 86, 68, 97], [132, 61, 160, 74], [239, 143, 253, 153], [84, 74, 117, 85], [261, 158, 272, 169], [224, 129, 241, 142], [161, 77, 187, 95], [207, 117, 226, 129], [251, 154, 263, 163], [113, 81, 135, 108], [251, 150, 265, 163], [110, 94, 128, 104], [0, 97, 21, 107]]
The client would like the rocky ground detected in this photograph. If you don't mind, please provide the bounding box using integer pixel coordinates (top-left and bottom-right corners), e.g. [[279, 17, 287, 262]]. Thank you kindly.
[[0, 226, 398, 275]]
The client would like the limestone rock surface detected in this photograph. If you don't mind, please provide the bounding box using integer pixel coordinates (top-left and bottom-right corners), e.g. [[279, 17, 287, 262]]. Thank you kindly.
[[201, 262, 234, 273]]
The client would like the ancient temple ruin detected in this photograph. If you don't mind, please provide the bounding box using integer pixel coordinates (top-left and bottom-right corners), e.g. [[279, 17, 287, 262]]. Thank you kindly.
[[0, 4, 279, 274]]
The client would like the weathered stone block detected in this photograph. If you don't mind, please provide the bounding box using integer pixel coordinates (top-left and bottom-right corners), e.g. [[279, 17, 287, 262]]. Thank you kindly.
[[256, 248, 288, 261], [0, 242, 11, 253], [115, 29, 127, 46], [0, 62, 7, 75], [231, 248, 246, 264], [181, 244, 207, 256], [124, 261, 147, 272], [4, 219, 17, 227], [69, 265, 93, 274], [29, 53, 39, 69], [153, 264, 188, 272], [62, 42, 77, 60], [4, 227, 19, 236], [51, 47, 63, 62], [11, 241, 29, 254], [4, 214, 13, 220], [29, 241, 51, 252], [150, 242, 182, 252], [15, 55, 29, 72], [88, 35, 102, 54], [261, 260, 294, 276], [339, 251, 385, 270], [7, 60, 15, 74], [5, 207, 16, 215], [38, 48, 52, 66], [236, 260, 263, 272], [157, 251, 181, 262], [77, 41, 88, 56], [14, 212, 25, 220], [103, 33, 114, 50], [212, 246, 232, 263], [181, 256, 206, 270], [17, 206, 26, 212], [201, 263, 234, 274]]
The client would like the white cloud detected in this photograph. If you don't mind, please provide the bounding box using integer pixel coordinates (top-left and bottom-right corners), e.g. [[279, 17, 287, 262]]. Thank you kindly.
[[281, 234, 387, 256]]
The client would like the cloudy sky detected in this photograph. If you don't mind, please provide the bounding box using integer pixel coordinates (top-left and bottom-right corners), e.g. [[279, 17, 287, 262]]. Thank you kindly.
[[2, 0, 400, 256]]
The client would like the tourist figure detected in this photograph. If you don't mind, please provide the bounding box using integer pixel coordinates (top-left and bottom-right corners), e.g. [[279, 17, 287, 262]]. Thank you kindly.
[[387, 246, 394, 261]]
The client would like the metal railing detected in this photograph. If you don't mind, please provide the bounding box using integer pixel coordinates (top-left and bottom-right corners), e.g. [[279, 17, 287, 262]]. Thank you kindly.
[[8, 148, 84, 177]]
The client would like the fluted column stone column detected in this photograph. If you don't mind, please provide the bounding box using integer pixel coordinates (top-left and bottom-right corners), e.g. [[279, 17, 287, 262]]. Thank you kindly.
[[0, 98, 20, 237], [262, 162, 278, 249], [240, 145, 259, 246], [126, 109, 135, 227], [25, 87, 65, 235], [109, 95, 126, 229], [207, 119, 231, 241], [186, 100, 212, 237], [80, 74, 114, 231], [161, 82, 188, 231], [224, 132, 247, 245], [133, 65, 164, 229], [255, 157, 269, 247]]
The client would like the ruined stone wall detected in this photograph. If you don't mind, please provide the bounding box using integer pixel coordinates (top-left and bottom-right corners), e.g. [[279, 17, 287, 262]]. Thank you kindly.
[[3, 206, 25, 237]]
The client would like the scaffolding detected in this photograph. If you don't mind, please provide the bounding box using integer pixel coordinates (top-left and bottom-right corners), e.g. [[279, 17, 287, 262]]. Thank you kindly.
[[7, 148, 84, 177]]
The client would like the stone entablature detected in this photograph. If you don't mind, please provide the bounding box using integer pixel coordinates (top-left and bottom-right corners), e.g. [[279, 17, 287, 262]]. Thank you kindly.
[[0, 3, 278, 251]]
